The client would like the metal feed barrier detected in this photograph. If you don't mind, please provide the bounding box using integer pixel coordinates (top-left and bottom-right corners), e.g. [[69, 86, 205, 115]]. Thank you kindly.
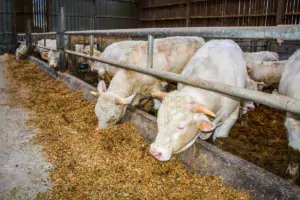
[[17, 7, 300, 116]]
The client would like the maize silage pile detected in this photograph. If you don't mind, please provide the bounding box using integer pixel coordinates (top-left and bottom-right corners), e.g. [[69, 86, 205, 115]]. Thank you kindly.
[[0, 54, 249, 199]]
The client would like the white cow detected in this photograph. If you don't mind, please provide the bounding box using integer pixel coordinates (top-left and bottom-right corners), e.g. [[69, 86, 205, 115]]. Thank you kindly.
[[243, 51, 279, 62], [83, 46, 102, 57], [278, 49, 300, 181], [246, 60, 287, 87], [241, 51, 279, 114], [48, 45, 102, 69], [90, 36, 205, 129], [89, 41, 143, 79], [149, 40, 247, 161], [34, 39, 57, 64], [15, 44, 28, 60], [241, 75, 265, 115]]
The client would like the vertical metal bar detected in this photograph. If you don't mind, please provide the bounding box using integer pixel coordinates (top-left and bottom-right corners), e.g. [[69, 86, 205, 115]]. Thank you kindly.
[[12, 0, 17, 49], [90, 34, 94, 56], [186, 0, 191, 27], [26, 20, 32, 55], [57, 7, 66, 72], [147, 34, 154, 69], [265, 0, 269, 26], [277, 0, 285, 25], [48, 0, 52, 31], [43, 0, 46, 46]]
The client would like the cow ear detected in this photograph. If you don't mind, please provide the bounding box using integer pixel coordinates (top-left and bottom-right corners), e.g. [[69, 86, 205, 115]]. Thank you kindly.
[[97, 80, 107, 93], [115, 94, 136, 105], [41, 51, 48, 60], [197, 120, 216, 132]]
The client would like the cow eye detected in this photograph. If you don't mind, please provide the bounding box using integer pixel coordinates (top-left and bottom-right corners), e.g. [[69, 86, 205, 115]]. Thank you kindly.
[[176, 124, 184, 130]]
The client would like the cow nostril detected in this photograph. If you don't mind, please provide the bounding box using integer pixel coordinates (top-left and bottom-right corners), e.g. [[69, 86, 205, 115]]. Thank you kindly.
[[149, 147, 159, 155], [246, 106, 255, 111]]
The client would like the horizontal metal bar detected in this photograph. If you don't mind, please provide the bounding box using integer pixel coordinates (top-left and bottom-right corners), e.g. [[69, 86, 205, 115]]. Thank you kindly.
[[17, 41, 26, 44], [31, 32, 56, 36], [17, 32, 56, 36], [34, 44, 57, 51], [0, 32, 14, 35], [65, 26, 300, 40], [65, 50, 300, 115]]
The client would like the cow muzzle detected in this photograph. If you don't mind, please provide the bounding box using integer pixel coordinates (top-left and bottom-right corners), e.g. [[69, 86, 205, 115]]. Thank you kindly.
[[149, 143, 172, 161]]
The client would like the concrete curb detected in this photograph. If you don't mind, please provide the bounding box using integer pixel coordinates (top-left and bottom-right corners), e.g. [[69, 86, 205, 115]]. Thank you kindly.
[[29, 56, 300, 200]]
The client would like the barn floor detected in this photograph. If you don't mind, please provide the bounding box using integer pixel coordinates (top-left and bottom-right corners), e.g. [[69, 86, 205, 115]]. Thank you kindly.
[[215, 103, 289, 179], [0, 58, 51, 199], [0, 54, 249, 199]]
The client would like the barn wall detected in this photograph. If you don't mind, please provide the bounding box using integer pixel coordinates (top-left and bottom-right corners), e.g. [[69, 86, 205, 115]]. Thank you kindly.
[[139, 0, 300, 28], [0, 0, 16, 55], [49, 0, 138, 31]]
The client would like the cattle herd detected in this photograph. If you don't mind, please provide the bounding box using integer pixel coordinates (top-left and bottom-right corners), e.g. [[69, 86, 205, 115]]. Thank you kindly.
[[15, 36, 300, 181]]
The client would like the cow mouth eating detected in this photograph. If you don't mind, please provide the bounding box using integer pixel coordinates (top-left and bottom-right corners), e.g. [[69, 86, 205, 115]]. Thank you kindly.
[[149, 148, 162, 160]]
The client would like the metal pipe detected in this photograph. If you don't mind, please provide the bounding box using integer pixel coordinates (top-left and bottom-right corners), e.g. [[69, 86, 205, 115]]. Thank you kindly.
[[147, 35, 154, 68], [57, 7, 66, 72], [90, 34, 94, 57], [65, 49, 300, 115], [17, 32, 56, 36], [26, 20, 32, 55], [64, 26, 300, 40], [17, 41, 26, 44], [34, 44, 57, 51], [32, 32, 56, 36]]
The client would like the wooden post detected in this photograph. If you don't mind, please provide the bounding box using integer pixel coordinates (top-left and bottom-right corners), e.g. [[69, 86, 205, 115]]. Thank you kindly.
[[57, 7, 66, 72], [276, 0, 285, 25], [186, 0, 191, 27], [26, 20, 32, 54]]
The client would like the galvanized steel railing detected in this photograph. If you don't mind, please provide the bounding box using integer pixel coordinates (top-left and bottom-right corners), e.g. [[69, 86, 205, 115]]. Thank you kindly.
[[16, 7, 300, 115]]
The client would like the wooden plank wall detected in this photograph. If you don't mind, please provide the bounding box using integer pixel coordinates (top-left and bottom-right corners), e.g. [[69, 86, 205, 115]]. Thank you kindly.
[[139, 0, 300, 28]]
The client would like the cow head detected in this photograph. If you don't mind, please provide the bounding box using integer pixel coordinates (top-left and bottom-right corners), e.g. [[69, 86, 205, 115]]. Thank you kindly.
[[89, 61, 107, 78], [241, 79, 265, 115], [48, 50, 60, 68], [16, 44, 28, 60], [90, 80, 136, 129], [149, 91, 216, 161]]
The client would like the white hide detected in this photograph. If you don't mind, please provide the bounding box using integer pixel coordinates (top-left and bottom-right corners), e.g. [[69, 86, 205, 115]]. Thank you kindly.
[[90, 41, 143, 78], [91, 37, 205, 79], [35, 39, 57, 60], [15, 44, 28, 60], [242, 51, 279, 113], [83, 46, 102, 57], [241, 74, 265, 115], [150, 39, 247, 161], [243, 51, 279, 62], [247, 60, 287, 87], [278, 50, 300, 151], [93, 36, 206, 129]]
